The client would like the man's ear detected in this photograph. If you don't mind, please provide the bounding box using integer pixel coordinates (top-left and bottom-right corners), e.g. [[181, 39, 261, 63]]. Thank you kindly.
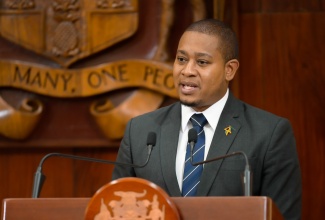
[[225, 59, 239, 81]]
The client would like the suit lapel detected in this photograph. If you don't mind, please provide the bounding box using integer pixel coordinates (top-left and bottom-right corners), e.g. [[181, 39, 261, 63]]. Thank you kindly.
[[197, 93, 242, 196], [159, 103, 183, 196]]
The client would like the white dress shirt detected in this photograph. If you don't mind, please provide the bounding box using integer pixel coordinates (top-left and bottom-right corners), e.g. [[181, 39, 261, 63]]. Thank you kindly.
[[175, 89, 229, 190]]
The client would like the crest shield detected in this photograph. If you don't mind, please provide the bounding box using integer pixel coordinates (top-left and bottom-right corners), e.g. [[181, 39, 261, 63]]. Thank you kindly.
[[0, 0, 139, 67]]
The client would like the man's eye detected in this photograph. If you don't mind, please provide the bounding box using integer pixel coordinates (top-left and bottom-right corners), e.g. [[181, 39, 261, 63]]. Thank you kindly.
[[177, 57, 187, 63], [197, 60, 208, 65]]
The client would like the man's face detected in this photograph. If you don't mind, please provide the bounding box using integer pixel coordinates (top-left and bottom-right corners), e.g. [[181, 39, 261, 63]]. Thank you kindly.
[[173, 31, 236, 112]]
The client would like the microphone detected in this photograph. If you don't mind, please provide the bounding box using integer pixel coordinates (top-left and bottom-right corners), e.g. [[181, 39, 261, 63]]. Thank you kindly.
[[32, 132, 157, 198], [188, 128, 252, 196]]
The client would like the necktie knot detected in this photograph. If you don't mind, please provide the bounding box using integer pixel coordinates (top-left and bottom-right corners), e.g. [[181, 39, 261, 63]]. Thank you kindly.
[[190, 114, 207, 128]]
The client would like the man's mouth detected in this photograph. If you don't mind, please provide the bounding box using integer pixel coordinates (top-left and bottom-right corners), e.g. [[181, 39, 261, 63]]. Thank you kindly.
[[180, 82, 198, 94], [181, 81, 198, 87]]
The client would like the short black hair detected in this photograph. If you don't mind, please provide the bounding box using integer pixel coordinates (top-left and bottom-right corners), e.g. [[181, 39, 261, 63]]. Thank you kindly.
[[185, 19, 239, 62]]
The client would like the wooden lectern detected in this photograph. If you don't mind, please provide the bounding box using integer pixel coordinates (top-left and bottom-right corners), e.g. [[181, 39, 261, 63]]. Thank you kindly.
[[1, 178, 284, 220]]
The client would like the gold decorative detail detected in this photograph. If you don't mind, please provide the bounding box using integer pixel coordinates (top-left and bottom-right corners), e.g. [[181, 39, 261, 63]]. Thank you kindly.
[[224, 125, 232, 136]]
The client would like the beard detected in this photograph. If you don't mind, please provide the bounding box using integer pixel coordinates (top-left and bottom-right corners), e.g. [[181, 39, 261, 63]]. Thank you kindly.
[[180, 97, 210, 112], [180, 100, 199, 108]]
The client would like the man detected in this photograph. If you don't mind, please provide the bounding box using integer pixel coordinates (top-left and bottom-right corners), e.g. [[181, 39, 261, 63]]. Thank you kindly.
[[112, 19, 302, 220]]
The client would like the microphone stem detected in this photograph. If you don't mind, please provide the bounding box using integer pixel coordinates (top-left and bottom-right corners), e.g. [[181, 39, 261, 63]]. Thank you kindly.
[[32, 149, 152, 198], [190, 150, 252, 196], [243, 164, 252, 196], [191, 151, 248, 166], [39, 151, 150, 169]]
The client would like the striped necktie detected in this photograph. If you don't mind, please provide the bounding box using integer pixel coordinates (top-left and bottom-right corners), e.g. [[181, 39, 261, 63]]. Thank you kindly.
[[182, 113, 208, 197]]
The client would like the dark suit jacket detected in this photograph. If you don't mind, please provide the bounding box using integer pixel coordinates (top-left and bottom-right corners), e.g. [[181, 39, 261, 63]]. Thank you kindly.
[[112, 92, 302, 220]]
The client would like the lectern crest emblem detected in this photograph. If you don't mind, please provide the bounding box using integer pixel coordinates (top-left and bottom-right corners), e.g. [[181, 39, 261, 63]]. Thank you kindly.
[[0, 0, 139, 67], [95, 191, 166, 219]]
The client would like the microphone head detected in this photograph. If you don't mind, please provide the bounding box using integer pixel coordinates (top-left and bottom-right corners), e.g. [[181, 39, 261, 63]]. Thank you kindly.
[[147, 132, 157, 146], [188, 128, 198, 143]]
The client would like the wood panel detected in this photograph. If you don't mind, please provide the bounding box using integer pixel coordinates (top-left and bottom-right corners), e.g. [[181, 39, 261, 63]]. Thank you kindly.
[[239, 10, 325, 220], [239, 0, 325, 13], [0, 147, 119, 198]]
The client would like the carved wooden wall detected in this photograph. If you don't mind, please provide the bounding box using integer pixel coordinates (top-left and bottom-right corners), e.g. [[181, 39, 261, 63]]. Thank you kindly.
[[0, 0, 324, 219]]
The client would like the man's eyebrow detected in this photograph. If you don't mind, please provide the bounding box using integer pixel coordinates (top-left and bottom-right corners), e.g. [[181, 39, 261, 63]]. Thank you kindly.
[[176, 50, 187, 55], [195, 52, 212, 58], [176, 50, 212, 58]]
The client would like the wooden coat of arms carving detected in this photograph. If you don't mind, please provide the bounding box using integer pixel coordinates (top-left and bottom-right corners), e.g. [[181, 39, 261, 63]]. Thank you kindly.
[[0, 0, 138, 67]]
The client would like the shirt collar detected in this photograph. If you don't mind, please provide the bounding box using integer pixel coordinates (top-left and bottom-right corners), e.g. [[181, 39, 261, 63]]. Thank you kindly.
[[181, 89, 229, 131]]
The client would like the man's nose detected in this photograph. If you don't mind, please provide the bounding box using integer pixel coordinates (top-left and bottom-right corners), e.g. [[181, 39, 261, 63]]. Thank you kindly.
[[181, 61, 197, 76]]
